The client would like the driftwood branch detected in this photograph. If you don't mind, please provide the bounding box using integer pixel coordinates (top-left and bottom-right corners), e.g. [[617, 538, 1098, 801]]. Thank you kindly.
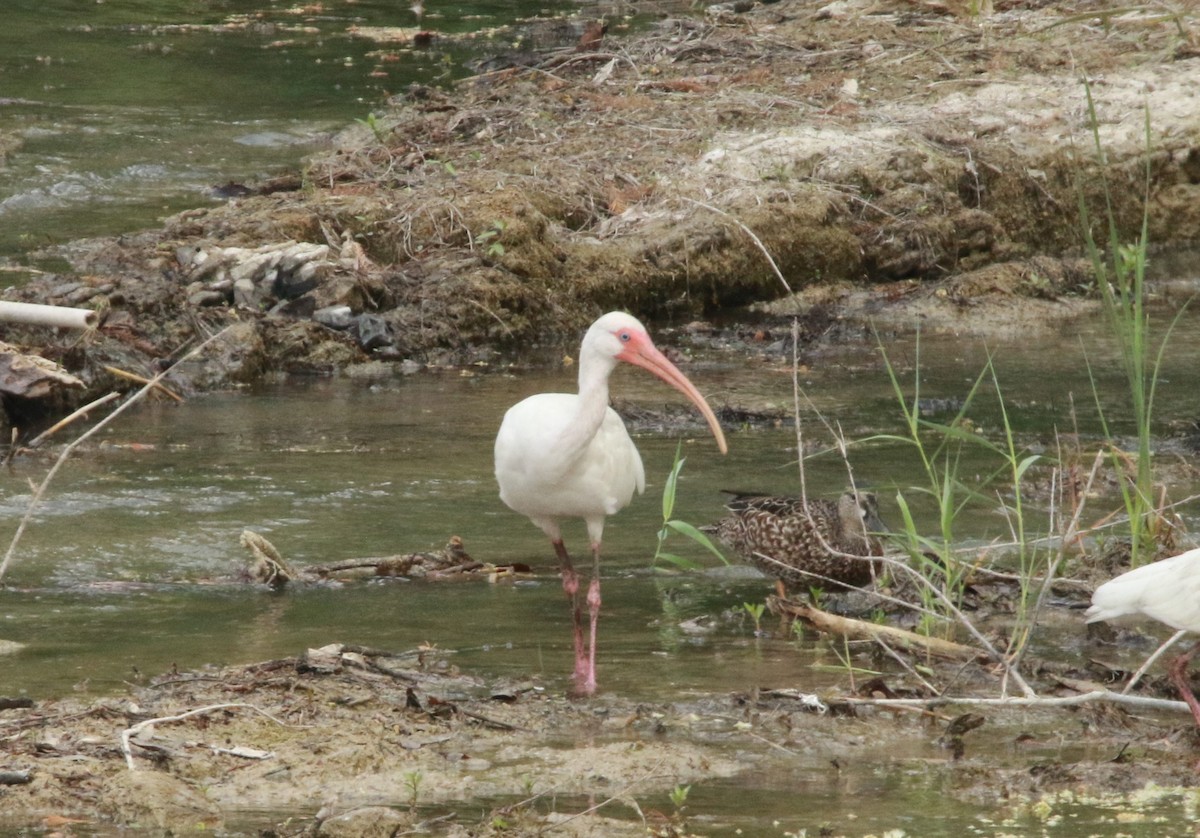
[[121, 702, 295, 770], [842, 689, 1193, 716], [0, 301, 98, 330], [773, 598, 986, 662], [102, 365, 184, 402]]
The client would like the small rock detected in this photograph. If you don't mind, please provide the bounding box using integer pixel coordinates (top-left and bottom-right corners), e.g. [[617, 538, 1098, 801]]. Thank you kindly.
[[175, 244, 203, 267], [815, 0, 851, 18], [188, 290, 228, 307], [314, 305, 355, 329], [275, 263, 323, 300], [233, 277, 261, 309], [65, 284, 109, 305], [279, 242, 329, 271], [48, 281, 83, 299], [352, 314, 393, 350], [345, 360, 394, 380], [271, 296, 317, 319], [317, 806, 413, 838]]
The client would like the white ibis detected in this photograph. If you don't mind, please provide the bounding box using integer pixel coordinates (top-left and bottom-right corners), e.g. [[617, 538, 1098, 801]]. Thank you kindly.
[[1086, 547, 1200, 727], [494, 311, 728, 695]]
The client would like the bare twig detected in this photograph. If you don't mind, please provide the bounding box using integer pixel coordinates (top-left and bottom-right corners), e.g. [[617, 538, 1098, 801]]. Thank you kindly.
[[1121, 629, 1187, 694], [121, 702, 297, 770], [683, 198, 793, 295], [842, 689, 1193, 716], [873, 637, 943, 695]]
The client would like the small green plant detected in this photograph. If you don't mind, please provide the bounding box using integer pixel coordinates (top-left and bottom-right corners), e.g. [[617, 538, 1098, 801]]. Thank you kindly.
[[873, 332, 995, 632], [790, 619, 806, 642], [355, 111, 388, 143], [403, 769, 422, 810], [652, 442, 728, 571], [870, 335, 1061, 678], [669, 783, 691, 811], [806, 585, 826, 608], [742, 601, 765, 635], [822, 635, 883, 690], [476, 219, 507, 258]]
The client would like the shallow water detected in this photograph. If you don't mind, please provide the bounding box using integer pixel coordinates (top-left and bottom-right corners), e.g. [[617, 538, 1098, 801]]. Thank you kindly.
[[4, 313, 1200, 700]]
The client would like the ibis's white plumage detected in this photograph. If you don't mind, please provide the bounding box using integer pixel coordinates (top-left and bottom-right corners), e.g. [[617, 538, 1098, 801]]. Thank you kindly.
[[495, 391, 645, 546], [1086, 546, 1200, 729], [1085, 547, 1200, 632]]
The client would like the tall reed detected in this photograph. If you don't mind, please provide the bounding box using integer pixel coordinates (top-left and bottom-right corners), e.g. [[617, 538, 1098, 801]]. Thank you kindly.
[[1077, 83, 1183, 566]]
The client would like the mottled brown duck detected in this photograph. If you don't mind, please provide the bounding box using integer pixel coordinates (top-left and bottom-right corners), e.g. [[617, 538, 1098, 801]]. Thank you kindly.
[[708, 490, 886, 593]]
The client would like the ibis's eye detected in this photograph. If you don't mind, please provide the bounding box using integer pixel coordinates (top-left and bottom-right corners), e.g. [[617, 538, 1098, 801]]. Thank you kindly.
[[619, 330, 631, 342]]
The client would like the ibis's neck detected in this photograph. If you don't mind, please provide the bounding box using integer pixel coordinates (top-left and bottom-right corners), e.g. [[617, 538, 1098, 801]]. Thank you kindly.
[[553, 356, 615, 468]]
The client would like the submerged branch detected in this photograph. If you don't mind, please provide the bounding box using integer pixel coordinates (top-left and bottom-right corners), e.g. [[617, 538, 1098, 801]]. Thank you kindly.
[[842, 689, 1192, 716], [22, 392, 122, 452]]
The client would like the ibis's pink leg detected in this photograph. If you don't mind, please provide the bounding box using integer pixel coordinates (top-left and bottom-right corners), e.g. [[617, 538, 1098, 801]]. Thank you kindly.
[[580, 541, 603, 696], [1169, 639, 1200, 729], [552, 539, 588, 689]]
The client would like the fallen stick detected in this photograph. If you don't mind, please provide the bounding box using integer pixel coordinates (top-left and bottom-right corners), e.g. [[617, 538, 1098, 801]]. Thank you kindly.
[[121, 702, 296, 770], [772, 597, 986, 663], [23, 391, 122, 451], [841, 689, 1191, 716], [103, 365, 184, 403], [0, 301, 98, 330]]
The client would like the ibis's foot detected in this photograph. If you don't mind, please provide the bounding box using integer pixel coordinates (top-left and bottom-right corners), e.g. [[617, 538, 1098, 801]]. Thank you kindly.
[[571, 653, 597, 696], [1170, 642, 1200, 729]]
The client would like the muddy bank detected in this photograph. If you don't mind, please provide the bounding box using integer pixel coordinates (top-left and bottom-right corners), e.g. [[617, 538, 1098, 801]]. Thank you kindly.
[[3, 631, 1200, 836], [0, 0, 1197, 433]]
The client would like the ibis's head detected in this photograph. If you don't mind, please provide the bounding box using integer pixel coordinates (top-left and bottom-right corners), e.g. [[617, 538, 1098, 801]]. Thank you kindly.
[[582, 311, 728, 455]]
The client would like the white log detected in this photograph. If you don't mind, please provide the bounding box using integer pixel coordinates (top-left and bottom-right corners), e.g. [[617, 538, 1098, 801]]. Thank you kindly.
[[0, 301, 98, 330]]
